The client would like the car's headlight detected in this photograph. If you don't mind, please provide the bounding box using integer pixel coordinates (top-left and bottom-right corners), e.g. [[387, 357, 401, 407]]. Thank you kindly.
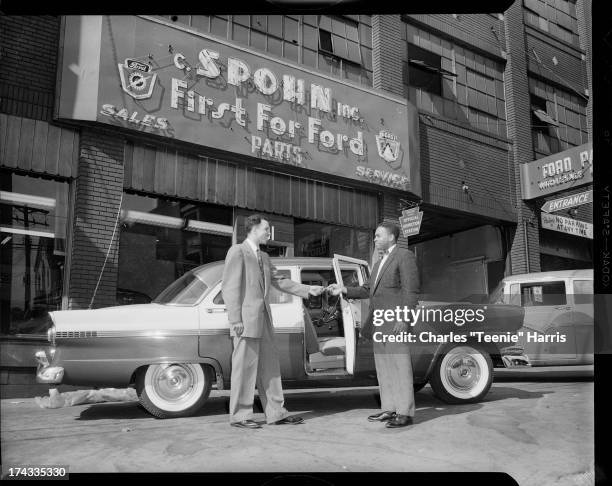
[[47, 326, 56, 345]]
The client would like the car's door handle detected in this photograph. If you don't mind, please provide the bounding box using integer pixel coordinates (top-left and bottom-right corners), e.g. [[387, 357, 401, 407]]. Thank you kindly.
[[554, 306, 571, 310], [206, 308, 227, 313]]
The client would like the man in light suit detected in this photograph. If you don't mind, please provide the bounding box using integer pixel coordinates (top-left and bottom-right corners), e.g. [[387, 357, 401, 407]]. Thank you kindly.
[[330, 222, 420, 428], [222, 214, 324, 429]]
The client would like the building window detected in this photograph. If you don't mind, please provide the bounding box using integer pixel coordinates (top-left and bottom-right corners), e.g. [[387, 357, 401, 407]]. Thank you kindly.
[[529, 78, 588, 157], [118, 193, 233, 304], [404, 21, 507, 138], [523, 0, 580, 46], [406, 44, 444, 96], [294, 219, 372, 262], [0, 171, 69, 336], [159, 14, 373, 87]]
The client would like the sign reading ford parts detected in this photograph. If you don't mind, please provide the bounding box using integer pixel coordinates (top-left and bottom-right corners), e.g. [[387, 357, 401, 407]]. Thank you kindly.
[[36, 256, 528, 419], [520, 142, 592, 200], [56, 16, 421, 195]]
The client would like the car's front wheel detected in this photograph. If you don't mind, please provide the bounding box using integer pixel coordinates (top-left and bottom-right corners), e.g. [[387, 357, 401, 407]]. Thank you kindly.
[[429, 344, 493, 404], [136, 363, 213, 418]]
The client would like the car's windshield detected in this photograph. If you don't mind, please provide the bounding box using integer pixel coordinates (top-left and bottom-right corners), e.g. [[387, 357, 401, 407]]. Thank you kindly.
[[153, 272, 209, 305], [488, 281, 506, 304]]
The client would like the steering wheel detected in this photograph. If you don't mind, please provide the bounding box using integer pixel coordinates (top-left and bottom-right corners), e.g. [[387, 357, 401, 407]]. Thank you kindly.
[[314, 294, 341, 329]]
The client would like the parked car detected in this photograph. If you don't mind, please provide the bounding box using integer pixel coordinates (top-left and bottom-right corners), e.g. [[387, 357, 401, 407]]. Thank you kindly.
[[488, 269, 593, 366], [36, 255, 529, 418]]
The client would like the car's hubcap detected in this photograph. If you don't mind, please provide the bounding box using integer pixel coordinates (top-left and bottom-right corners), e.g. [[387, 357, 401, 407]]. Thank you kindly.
[[446, 355, 480, 391], [440, 346, 488, 398], [144, 364, 206, 409]]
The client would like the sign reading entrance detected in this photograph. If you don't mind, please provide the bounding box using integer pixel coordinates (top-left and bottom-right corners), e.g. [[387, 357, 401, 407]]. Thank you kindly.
[[541, 213, 593, 239], [541, 189, 593, 213]]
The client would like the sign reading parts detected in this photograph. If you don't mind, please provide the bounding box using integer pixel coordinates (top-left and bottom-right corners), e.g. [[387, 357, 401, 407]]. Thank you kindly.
[[56, 16, 421, 196]]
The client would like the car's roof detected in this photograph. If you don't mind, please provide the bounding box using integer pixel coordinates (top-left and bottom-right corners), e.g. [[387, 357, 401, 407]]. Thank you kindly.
[[191, 256, 364, 276], [503, 269, 592, 282]]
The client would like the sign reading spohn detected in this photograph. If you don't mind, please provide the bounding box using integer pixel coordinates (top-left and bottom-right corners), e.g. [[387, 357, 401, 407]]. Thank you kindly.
[[56, 16, 420, 195]]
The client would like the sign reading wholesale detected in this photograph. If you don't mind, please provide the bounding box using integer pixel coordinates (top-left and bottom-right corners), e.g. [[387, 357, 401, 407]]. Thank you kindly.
[[56, 16, 421, 195], [520, 142, 592, 199], [541, 213, 593, 239]]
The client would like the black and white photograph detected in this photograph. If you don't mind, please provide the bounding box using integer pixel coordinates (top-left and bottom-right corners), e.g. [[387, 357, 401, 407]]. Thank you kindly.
[[0, 0, 608, 483]]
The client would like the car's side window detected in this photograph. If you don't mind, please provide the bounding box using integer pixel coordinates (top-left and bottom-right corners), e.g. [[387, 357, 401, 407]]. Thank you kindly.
[[520, 281, 567, 306], [573, 280, 593, 305], [213, 290, 224, 305], [508, 283, 521, 306]]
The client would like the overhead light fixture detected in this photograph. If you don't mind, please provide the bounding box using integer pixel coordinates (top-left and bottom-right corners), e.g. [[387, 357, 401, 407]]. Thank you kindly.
[[184, 219, 233, 236], [0, 191, 56, 209], [121, 210, 184, 229]]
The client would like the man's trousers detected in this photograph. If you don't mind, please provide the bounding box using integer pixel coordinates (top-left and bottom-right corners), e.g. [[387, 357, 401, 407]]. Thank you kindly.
[[228, 314, 289, 424]]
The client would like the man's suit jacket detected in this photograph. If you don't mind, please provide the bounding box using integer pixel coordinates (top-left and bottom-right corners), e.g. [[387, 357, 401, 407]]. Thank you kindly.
[[345, 247, 420, 339], [222, 241, 310, 338]]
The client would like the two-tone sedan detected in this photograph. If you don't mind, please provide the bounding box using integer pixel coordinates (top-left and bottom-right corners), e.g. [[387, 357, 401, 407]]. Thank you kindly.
[[36, 255, 529, 418]]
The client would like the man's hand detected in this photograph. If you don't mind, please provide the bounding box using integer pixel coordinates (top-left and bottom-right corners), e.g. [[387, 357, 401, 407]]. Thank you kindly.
[[393, 321, 409, 333], [231, 322, 244, 336], [326, 284, 346, 296], [308, 285, 325, 296]]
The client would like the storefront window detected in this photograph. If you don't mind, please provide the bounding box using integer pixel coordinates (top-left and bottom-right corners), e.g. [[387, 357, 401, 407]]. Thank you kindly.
[[294, 219, 372, 262], [118, 193, 233, 303], [0, 171, 69, 336]]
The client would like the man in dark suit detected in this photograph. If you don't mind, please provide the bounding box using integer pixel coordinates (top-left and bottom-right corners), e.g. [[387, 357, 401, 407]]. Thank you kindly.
[[222, 214, 324, 429], [329, 222, 420, 428]]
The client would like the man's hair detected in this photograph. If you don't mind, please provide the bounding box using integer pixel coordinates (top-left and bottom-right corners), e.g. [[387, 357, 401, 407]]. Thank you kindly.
[[377, 222, 400, 242], [245, 214, 265, 235]]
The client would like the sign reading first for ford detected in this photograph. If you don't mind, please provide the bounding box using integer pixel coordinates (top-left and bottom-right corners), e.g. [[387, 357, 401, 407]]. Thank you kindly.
[[520, 142, 592, 199], [55, 15, 421, 196]]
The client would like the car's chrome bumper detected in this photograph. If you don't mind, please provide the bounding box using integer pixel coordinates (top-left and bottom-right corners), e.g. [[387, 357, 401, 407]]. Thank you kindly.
[[35, 350, 64, 384], [501, 355, 531, 368], [499, 345, 531, 367]]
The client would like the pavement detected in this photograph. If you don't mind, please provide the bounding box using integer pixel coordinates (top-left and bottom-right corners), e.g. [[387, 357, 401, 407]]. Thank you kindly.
[[0, 367, 594, 485]]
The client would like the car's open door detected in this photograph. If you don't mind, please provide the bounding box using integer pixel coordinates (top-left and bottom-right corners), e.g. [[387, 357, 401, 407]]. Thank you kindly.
[[332, 254, 370, 375]]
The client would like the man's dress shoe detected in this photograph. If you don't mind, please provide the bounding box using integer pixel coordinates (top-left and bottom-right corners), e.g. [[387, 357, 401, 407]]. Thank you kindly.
[[273, 415, 304, 425], [385, 415, 414, 428], [230, 419, 262, 429], [368, 411, 396, 422]]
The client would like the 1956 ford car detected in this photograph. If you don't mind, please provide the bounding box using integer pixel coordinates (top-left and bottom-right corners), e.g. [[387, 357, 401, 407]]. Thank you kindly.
[[36, 255, 529, 418]]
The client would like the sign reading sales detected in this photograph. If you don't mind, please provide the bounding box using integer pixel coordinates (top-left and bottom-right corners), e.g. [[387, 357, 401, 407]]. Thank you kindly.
[[541, 213, 593, 239], [56, 16, 421, 195]]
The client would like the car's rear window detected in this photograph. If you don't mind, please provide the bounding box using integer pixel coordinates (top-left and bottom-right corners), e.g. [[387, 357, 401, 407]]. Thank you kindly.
[[153, 272, 208, 305]]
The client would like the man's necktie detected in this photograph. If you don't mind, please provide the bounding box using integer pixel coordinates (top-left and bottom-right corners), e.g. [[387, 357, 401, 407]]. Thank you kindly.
[[256, 248, 265, 276], [375, 249, 389, 283]]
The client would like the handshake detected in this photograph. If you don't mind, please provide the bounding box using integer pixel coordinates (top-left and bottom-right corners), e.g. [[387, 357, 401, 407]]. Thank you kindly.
[[307, 284, 347, 297]]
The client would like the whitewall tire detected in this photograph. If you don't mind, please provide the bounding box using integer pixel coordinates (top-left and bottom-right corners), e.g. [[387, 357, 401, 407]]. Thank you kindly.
[[136, 363, 213, 418], [429, 344, 493, 404]]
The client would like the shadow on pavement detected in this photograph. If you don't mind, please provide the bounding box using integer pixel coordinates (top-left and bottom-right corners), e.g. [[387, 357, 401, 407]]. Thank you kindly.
[[75, 384, 553, 427]]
